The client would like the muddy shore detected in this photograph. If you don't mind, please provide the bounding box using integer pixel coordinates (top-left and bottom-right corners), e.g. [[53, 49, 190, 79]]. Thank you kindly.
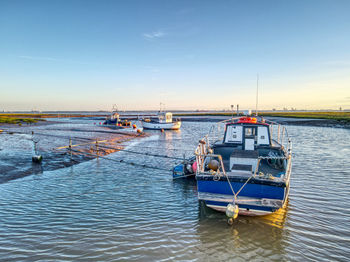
[[0, 119, 145, 183]]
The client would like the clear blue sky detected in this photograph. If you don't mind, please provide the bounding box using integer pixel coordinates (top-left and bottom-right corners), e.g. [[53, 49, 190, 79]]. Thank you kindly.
[[1, 0, 349, 111]]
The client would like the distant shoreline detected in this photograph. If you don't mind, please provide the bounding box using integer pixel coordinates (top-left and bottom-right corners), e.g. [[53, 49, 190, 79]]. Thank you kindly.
[[1, 111, 349, 129]]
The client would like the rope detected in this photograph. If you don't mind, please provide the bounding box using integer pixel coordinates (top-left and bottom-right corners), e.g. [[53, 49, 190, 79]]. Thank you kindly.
[[91, 143, 186, 161], [70, 149, 172, 172], [234, 159, 261, 197]]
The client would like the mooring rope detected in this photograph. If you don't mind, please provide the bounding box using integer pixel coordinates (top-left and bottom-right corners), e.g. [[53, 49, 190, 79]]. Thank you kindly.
[[89, 143, 187, 161], [70, 149, 173, 172]]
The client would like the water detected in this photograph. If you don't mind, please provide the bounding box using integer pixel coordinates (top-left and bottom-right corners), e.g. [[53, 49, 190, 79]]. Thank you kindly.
[[0, 121, 349, 261]]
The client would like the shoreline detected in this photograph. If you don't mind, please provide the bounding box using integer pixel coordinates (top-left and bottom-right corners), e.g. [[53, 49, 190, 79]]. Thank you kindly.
[[176, 115, 350, 129], [0, 119, 146, 183]]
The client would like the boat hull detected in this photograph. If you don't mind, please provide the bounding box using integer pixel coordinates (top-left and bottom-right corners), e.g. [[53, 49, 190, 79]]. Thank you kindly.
[[142, 121, 181, 130], [197, 176, 289, 216]]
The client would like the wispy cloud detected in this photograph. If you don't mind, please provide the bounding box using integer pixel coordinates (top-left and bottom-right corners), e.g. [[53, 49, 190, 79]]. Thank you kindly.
[[18, 55, 62, 62], [143, 30, 166, 40]]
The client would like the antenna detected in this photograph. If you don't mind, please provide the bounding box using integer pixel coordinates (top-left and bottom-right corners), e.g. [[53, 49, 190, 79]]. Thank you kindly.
[[255, 74, 259, 116]]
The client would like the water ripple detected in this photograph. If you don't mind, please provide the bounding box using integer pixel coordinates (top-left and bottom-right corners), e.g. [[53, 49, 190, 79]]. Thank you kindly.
[[0, 123, 350, 261]]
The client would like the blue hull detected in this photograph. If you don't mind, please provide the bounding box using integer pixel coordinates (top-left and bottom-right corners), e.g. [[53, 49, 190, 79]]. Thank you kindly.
[[197, 177, 288, 216]]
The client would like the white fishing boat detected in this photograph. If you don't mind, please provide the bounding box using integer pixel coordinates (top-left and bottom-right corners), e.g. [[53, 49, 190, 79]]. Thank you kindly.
[[141, 112, 181, 130]]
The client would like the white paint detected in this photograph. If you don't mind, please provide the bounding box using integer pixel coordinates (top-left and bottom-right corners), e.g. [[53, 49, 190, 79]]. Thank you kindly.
[[257, 126, 269, 145], [142, 120, 181, 130], [224, 125, 242, 143], [244, 138, 255, 150], [230, 157, 258, 173]]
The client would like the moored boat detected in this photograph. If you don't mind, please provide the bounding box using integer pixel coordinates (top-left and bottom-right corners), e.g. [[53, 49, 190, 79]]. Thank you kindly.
[[194, 116, 292, 220], [103, 112, 131, 127], [141, 112, 181, 130]]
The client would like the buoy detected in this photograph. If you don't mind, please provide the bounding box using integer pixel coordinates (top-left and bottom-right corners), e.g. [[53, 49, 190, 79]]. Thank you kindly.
[[99, 122, 101, 125], [132, 124, 137, 129], [94, 122, 96, 125], [32, 155, 43, 164], [137, 129, 142, 133], [192, 161, 197, 173], [0, 130, 3, 133], [161, 129, 164, 133], [208, 159, 219, 171], [226, 203, 239, 225]]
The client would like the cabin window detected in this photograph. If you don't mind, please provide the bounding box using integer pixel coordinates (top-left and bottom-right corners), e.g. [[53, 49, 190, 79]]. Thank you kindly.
[[245, 127, 255, 137]]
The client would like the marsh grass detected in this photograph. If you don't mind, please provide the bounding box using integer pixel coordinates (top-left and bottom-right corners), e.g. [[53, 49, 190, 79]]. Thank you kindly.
[[174, 111, 350, 122], [0, 116, 44, 124]]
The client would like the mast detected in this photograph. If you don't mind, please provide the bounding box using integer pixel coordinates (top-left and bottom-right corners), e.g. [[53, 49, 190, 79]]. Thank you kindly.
[[255, 74, 259, 116]]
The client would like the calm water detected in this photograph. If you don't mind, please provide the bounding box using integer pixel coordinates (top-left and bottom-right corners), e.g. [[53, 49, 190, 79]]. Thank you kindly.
[[0, 121, 349, 261]]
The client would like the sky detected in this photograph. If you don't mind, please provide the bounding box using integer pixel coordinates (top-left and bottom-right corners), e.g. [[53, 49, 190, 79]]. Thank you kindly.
[[0, 0, 350, 111]]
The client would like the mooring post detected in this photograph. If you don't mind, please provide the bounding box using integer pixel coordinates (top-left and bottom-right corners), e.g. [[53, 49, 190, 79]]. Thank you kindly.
[[96, 139, 99, 157], [69, 138, 72, 159]]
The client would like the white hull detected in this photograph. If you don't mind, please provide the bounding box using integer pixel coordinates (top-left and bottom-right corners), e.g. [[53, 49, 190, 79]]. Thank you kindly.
[[141, 121, 181, 130], [206, 204, 273, 216]]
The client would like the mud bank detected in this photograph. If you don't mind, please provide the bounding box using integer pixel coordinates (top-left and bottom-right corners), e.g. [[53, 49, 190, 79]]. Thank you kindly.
[[0, 119, 145, 183]]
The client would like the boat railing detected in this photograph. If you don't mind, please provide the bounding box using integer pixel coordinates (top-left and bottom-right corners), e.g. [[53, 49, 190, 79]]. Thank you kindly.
[[265, 120, 291, 151], [195, 138, 292, 182], [194, 140, 226, 175]]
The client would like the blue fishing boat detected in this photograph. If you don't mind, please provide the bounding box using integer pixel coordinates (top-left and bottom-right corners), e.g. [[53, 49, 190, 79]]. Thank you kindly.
[[194, 116, 292, 220], [103, 112, 132, 127]]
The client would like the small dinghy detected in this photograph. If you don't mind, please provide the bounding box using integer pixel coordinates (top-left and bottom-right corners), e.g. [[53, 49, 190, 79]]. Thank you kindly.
[[141, 112, 181, 130], [194, 116, 292, 221]]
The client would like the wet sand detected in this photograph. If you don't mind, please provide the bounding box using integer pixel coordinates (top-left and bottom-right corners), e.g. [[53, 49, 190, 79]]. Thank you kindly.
[[0, 119, 145, 183]]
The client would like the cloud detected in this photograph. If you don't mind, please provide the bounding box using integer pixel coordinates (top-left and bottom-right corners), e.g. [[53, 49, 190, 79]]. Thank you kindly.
[[143, 30, 166, 40], [18, 55, 61, 62]]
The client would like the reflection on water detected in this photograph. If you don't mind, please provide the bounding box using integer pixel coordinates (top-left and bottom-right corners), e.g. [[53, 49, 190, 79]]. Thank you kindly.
[[0, 122, 349, 261]]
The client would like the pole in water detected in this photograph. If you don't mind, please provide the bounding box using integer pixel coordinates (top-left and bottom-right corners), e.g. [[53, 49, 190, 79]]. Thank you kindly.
[[69, 138, 72, 159], [255, 73, 259, 116], [96, 139, 99, 157], [31, 131, 43, 164]]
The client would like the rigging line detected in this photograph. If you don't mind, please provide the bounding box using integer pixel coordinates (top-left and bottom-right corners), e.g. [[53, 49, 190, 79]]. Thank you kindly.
[[235, 159, 261, 198], [88, 143, 186, 161], [70, 149, 173, 172], [2, 129, 143, 139], [123, 145, 195, 152], [41, 127, 143, 137], [33, 131, 143, 141]]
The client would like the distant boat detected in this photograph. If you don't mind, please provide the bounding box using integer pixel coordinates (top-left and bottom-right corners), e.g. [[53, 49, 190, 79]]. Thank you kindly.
[[103, 112, 131, 127], [194, 116, 292, 221], [141, 112, 181, 130]]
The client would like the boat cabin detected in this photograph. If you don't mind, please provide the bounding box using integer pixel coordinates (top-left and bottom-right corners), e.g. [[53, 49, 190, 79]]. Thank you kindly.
[[157, 112, 173, 123], [223, 117, 270, 150], [110, 112, 120, 121], [212, 117, 285, 176]]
